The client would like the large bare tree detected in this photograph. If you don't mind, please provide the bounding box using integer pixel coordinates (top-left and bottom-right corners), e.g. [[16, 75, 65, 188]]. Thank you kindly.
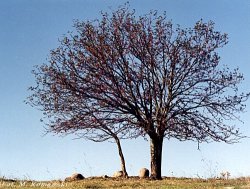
[[28, 6, 249, 179]]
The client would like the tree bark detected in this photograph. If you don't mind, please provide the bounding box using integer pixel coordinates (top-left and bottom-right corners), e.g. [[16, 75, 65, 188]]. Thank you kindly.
[[150, 136, 163, 180], [114, 136, 128, 178]]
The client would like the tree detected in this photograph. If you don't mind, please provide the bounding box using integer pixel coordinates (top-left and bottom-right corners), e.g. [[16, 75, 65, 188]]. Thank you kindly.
[[28, 5, 249, 179], [29, 70, 132, 178]]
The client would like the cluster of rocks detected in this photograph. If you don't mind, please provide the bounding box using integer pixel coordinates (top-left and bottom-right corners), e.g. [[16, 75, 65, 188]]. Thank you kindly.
[[65, 168, 150, 181], [112, 168, 149, 179]]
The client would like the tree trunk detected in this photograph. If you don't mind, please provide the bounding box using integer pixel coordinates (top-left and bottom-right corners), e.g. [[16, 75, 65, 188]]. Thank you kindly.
[[150, 136, 163, 180], [114, 136, 128, 178]]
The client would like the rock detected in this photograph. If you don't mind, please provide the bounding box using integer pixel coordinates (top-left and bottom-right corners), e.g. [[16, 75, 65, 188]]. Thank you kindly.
[[113, 171, 123, 178], [64, 177, 71, 182], [139, 168, 149, 178], [102, 175, 109, 178], [65, 173, 84, 181]]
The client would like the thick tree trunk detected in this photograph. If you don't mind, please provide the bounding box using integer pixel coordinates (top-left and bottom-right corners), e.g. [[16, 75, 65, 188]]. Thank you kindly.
[[150, 136, 163, 180], [114, 136, 128, 178]]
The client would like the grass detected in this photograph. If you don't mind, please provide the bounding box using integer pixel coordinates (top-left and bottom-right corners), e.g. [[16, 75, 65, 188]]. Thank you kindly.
[[0, 177, 250, 189]]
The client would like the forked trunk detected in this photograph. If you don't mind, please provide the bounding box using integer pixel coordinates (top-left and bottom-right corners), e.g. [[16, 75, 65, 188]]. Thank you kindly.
[[114, 136, 128, 178], [150, 136, 163, 180]]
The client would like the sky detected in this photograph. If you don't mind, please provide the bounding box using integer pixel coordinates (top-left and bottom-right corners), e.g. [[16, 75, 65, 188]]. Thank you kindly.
[[0, 0, 250, 181]]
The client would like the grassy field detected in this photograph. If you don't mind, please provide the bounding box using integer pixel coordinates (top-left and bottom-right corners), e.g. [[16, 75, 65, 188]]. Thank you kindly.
[[1, 177, 250, 189]]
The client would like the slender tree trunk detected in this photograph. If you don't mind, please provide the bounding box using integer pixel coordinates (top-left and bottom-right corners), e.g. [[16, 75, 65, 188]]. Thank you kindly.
[[114, 136, 128, 178], [150, 136, 163, 180]]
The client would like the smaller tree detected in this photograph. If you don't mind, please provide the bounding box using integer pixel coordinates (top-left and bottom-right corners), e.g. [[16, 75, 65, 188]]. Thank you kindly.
[[46, 104, 134, 178], [28, 50, 140, 178]]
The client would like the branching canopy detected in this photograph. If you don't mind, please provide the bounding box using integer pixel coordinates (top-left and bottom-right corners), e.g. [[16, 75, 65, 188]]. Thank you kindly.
[[28, 6, 249, 144]]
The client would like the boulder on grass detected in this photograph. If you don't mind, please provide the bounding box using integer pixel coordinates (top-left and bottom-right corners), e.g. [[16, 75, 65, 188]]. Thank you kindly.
[[65, 173, 84, 181], [139, 168, 149, 179], [102, 175, 109, 179], [113, 171, 123, 178]]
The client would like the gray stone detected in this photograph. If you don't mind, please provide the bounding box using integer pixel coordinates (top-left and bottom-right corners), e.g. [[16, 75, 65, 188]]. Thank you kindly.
[[113, 171, 123, 178], [65, 173, 84, 181], [139, 168, 149, 178]]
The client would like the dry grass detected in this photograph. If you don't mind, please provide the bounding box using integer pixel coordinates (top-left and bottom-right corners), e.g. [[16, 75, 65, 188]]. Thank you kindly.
[[1, 176, 250, 189]]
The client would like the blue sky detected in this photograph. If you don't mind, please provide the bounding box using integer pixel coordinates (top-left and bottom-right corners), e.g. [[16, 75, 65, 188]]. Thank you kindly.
[[0, 0, 250, 181]]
